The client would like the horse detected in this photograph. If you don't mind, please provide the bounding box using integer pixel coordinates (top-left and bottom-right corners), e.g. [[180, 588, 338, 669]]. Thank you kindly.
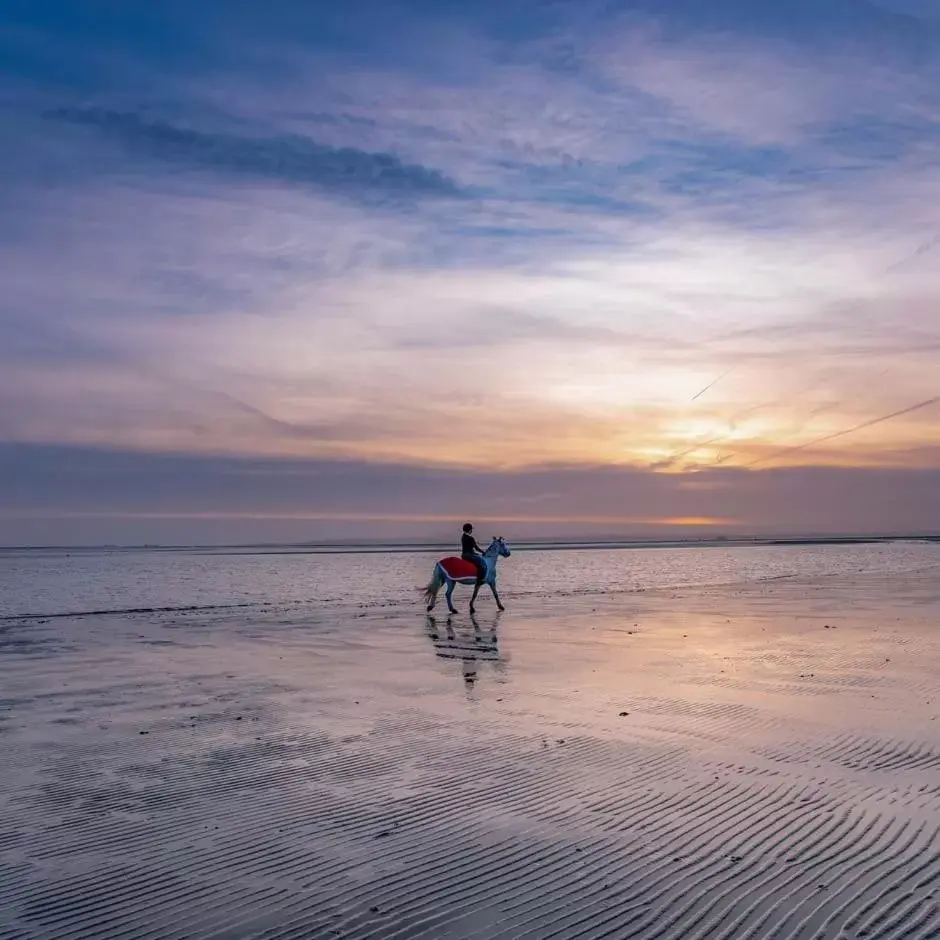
[[423, 537, 511, 614]]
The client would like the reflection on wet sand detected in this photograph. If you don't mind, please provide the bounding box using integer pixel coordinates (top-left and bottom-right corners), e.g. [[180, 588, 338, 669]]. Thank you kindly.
[[425, 613, 506, 690]]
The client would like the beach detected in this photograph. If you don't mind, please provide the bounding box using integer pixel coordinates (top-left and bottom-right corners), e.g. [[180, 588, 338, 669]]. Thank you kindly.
[[2, 543, 940, 939]]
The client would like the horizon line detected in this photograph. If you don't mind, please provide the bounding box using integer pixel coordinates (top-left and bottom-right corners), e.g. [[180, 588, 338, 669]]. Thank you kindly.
[[2, 532, 938, 553]]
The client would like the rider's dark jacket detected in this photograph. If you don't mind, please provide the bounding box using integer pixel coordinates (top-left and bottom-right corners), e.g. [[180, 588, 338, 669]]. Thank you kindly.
[[461, 532, 486, 581], [461, 532, 483, 556]]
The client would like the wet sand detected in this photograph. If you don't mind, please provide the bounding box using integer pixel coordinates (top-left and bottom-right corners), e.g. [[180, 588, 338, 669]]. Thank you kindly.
[[2, 568, 940, 939]]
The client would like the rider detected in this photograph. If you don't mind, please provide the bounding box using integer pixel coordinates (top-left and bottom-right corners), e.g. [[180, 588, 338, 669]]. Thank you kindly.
[[461, 523, 487, 585]]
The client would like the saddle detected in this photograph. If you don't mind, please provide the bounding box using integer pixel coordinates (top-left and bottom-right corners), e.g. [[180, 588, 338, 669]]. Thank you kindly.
[[439, 557, 484, 580]]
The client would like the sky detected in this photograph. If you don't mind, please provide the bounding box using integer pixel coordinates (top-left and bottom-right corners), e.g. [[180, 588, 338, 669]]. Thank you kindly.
[[2, 0, 940, 544]]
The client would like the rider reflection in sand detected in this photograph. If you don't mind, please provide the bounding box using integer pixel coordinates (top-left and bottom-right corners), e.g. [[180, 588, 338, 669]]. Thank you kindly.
[[461, 523, 487, 585]]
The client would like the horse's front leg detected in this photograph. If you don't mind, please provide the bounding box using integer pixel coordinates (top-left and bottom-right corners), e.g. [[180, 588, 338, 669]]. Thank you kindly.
[[445, 579, 458, 614], [489, 581, 505, 611], [469, 581, 482, 614]]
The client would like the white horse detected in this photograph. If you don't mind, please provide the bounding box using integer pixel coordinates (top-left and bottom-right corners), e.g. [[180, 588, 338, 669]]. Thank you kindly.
[[423, 537, 511, 614]]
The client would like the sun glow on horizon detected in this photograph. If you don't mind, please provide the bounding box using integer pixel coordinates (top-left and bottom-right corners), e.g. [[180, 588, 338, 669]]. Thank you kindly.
[[0, 508, 740, 528]]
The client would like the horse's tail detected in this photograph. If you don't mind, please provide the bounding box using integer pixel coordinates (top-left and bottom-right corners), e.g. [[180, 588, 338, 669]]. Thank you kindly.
[[423, 563, 444, 605]]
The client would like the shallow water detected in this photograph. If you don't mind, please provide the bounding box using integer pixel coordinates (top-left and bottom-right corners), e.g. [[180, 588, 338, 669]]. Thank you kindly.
[[1, 539, 938, 620]]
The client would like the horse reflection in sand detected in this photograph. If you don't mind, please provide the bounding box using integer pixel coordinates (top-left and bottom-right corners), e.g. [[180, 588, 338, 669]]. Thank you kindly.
[[425, 612, 506, 691]]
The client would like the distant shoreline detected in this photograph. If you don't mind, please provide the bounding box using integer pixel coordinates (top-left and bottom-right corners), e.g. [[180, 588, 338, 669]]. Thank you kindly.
[[1, 534, 938, 555]]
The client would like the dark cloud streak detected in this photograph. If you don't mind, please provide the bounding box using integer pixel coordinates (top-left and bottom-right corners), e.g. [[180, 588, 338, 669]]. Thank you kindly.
[[44, 107, 461, 199], [2, 443, 940, 544]]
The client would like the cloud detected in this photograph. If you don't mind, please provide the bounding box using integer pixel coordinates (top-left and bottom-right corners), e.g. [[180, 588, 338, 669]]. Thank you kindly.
[[2, 0, 940, 505], [2, 443, 940, 544], [44, 107, 461, 199], [867, 1, 940, 23], [2, 180, 938, 473]]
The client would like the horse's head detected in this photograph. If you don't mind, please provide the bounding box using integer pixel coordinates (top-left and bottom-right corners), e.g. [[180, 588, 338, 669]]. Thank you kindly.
[[491, 535, 511, 558]]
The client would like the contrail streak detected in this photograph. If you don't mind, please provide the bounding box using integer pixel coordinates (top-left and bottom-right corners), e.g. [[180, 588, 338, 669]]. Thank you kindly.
[[651, 433, 729, 469], [747, 396, 940, 468], [648, 371, 734, 469], [691, 371, 729, 401]]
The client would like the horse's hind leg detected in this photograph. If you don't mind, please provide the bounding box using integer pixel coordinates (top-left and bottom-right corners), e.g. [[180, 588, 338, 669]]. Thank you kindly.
[[445, 580, 458, 614]]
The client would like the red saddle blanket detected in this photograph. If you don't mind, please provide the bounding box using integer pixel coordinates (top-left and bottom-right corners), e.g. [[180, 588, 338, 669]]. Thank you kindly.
[[439, 556, 483, 579]]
